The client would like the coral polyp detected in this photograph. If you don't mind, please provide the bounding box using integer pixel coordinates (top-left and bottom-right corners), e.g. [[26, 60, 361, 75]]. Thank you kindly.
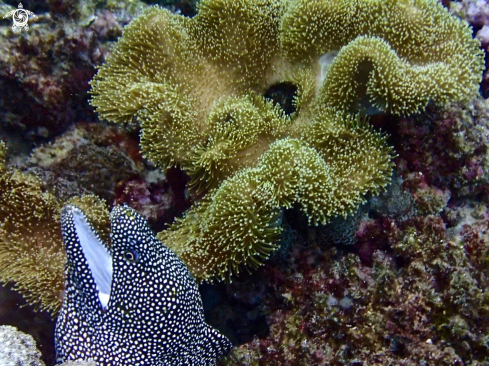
[[0, 162, 64, 314], [0, 142, 110, 314]]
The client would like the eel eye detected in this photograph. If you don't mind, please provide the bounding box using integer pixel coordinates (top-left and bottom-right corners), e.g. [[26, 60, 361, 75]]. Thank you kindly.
[[124, 249, 139, 262]]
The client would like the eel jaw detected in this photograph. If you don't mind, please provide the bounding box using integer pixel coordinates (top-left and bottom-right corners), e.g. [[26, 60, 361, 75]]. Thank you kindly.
[[63, 205, 113, 309]]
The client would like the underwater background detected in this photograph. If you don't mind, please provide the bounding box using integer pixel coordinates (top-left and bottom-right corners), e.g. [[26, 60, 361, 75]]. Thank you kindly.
[[0, 0, 488, 365]]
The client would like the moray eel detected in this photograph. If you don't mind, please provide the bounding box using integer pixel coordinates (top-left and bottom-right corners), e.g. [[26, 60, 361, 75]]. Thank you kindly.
[[55, 204, 232, 365]]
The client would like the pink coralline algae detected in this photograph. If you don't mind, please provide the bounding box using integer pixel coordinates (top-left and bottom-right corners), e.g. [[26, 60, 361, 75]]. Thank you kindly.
[[222, 214, 489, 366], [462, 0, 489, 26], [114, 167, 191, 232], [394, 97, 489, 198]]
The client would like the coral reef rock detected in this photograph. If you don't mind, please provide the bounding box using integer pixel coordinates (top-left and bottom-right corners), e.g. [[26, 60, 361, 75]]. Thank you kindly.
[[0, 325, 44, 366], [0, 0, 147, 143], [222, 215, 489, 365], [396, 97, 489, 198]]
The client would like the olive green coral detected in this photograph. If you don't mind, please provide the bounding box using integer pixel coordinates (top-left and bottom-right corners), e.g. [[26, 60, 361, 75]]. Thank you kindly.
[[0, 168, 64, 314], [0, 145, 110, 314], [162, 129, 391, 281], [282, 0, 484, 114], [90, 0, 482, 281], [159, 168, 283, 281]]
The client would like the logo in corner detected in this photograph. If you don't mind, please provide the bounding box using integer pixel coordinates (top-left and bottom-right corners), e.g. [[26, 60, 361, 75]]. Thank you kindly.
[[3, 3, 37, 33]]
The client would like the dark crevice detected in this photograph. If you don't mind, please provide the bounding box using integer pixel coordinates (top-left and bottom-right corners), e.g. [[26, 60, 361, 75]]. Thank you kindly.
[[263, 81, 298, 116]]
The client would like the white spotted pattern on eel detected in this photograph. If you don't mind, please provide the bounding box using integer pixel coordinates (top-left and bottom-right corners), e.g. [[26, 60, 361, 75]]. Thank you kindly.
[[55, 204, 232, 365]]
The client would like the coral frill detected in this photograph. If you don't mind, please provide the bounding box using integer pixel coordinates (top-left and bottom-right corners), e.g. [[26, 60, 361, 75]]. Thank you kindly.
[[90, 0, 483, 281]]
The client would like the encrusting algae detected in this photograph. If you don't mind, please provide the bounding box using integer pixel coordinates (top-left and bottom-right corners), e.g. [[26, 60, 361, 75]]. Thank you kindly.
[[90, 0, 483, 282]]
